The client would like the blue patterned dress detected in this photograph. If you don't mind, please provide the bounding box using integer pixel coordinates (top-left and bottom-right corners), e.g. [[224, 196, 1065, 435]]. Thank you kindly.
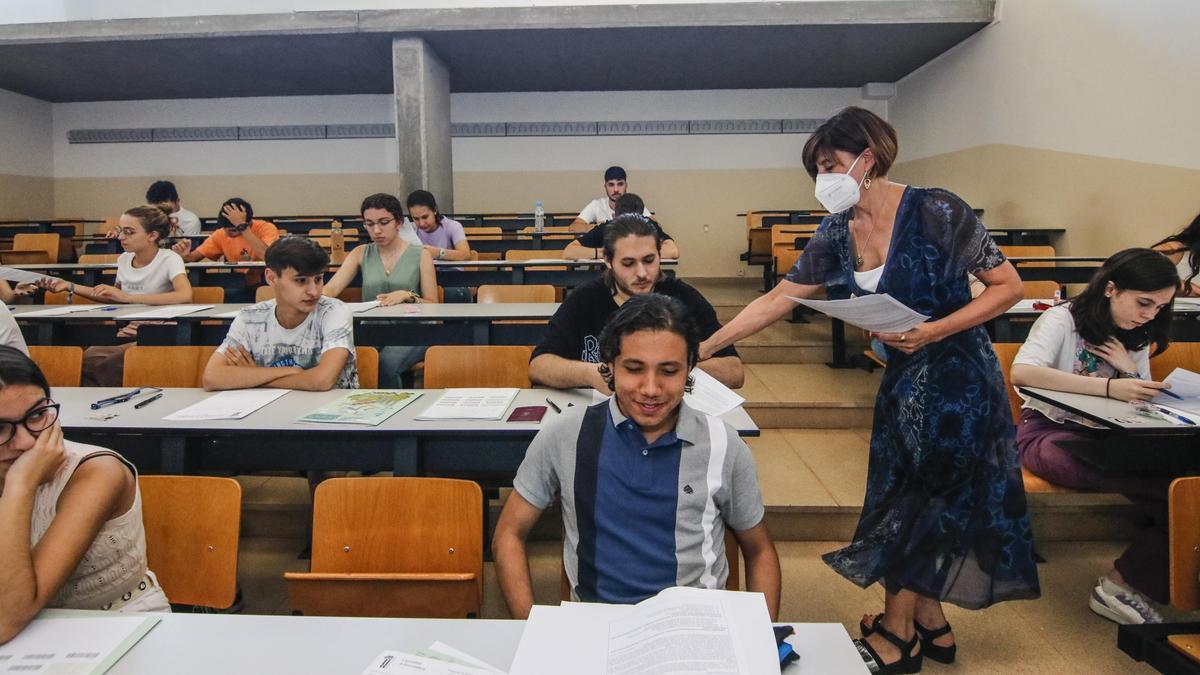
[[786, 187, 1040, 609]]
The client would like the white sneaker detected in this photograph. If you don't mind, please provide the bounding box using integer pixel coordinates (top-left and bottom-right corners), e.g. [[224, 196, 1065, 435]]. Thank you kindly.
[[1089, 576, 1164, 625]]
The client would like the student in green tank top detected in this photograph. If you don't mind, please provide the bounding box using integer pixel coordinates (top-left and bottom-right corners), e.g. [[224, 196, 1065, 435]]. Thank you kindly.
[[324, 193, 438, 387]]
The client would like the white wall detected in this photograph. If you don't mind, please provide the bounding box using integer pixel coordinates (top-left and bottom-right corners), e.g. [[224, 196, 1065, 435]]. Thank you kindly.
[[54, 88, 877, 177], [1, 0, 834, 24], [0, 87, 52, 176], [891, 0, 1200, 169]]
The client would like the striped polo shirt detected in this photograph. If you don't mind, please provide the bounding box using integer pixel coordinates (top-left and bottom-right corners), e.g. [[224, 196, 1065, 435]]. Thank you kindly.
[[513, 397, 765, 604]]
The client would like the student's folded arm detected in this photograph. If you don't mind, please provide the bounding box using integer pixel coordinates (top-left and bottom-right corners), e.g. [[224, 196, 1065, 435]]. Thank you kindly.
[[241, 228, 271, 257], [561, 240, 594, 260], [697, 355, 744, 389], [265, 348, 349, 392], [733, 520, 782, 622], [492, 490, 545, 620], [659, 238, 680, 260], [323, 246, 364, 297], [528, 353, 609, 392], [0, 458, 125, 644], [201, 349, 298, 391], [568, 217, 591, 233]]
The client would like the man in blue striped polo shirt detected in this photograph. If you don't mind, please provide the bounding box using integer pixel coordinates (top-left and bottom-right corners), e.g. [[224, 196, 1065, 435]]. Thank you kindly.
[[494, 294, 780, 620]]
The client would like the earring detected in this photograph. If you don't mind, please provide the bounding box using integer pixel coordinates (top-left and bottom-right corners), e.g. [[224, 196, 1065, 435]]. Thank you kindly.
[[863, 176, 872, 190]]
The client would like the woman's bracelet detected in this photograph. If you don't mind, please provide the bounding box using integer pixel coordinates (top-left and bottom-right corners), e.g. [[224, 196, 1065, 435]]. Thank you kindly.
[[1105, 378, 1112, 399]]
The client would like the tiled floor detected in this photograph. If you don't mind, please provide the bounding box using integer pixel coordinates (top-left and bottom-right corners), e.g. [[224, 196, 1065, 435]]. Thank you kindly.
[[233, 536, 1159, 673]]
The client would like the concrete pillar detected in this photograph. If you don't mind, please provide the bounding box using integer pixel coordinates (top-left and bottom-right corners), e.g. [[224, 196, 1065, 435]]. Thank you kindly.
[[392, 37, 453, 212]]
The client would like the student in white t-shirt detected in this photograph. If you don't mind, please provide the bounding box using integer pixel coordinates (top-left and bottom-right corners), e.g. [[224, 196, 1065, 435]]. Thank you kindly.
[[41, 205, 193, 386], [1010, 248, 1178, 625], [0, 300, 28, 355], [568, 166, 653, 233], [203, 237, 357, 391], [146, 180, 201, 236]]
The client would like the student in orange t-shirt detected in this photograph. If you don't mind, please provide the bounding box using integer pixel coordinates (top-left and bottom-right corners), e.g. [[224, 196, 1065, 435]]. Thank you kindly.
[[173, 197, 280, 301]]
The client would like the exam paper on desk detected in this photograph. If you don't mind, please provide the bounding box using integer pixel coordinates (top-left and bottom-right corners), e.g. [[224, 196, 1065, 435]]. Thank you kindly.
[[1153, 368, 1200, 416], [163, 389, 288, 421], [119, 304, 214, 319], [788, 293, 929, 333], [16, 304, 116, 316]]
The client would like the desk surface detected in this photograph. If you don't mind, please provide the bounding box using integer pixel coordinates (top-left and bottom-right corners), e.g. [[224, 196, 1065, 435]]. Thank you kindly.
[[1018, 386, 1199, 434], [55, 387, 760, 437], [13, 259, 677, 272], [91, 610, 865, 674], [1004, 298, 1200, 317]]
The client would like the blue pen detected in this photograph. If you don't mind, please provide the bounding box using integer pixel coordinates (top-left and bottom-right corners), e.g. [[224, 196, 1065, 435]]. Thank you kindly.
[[1160, 389, 1183, 400], [1154, 405, 1196, 426]]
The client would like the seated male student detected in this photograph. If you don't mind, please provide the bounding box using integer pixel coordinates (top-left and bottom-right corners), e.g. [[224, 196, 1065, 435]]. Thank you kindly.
[[146, 180, 201, 236], [172, 197, 280, 301], [568, 165, 653, 233], [495, 294, 780, 619], [202, 237, 357, 391], [530, 214, 743, 392], [563, 193, 679, 260]]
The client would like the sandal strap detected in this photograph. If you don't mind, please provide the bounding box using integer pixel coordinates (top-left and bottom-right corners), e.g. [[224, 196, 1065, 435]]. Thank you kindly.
[[915, 620, 953, 640], [853, 638, 886, 674], [872, 621, 920, 654]]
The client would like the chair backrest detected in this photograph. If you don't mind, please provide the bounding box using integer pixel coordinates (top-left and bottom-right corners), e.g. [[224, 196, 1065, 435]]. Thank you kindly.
[[423, 345, 533, 388], [992, 342, 1023, 424], [769, 223, 817, 250], [774, 248, 802, 280], [1151, 343, 1200, 382], [463, 226, 503, 238], [1170, 476, 1200, 611], [0, 250, 51, 265], [12, 233, 60, 263], [311, 477, 482, 589], [256, 286, 362, 303], [746, 211, 788, 231], [124, 345, 218, 388], [78, 253, 120, 264], [476, 284, 556, 304], [1000, 245, 1057, 268], [356, 346, 379, 389], [191, 286, 225, 304], [1021, 280, 1062, 299], [28, 346, 83, 387], [139, 475, 241, 609]]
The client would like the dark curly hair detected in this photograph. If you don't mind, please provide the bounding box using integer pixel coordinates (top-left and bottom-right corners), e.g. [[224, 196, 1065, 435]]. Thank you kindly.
[[597, 293, 699, 393]]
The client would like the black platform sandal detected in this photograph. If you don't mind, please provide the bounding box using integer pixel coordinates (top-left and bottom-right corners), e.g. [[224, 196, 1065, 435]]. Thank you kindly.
[[853, 622, 922, 674], [861, 616, 955, 665]]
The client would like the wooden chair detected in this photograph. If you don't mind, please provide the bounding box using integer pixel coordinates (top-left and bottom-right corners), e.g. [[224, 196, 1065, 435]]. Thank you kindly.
[[12, 233, 60, 263], [256, 286, 362, 303], [356, 346, 379, 389], [423, 345, 533, 388], [463, 226, 503, 239], [1170, 476, 1200, 611], [1151, 342, 1200, 381], [1000, 245, 1056, 268], [78, 253, 120, 264], [476, 284, 555, 303], [284, 477, 483, 618], [139, 475, 241, 610], [44, 290, 102, 305], [1021, 280, 1062, 299], [0, 250, 51, 264], [28, 346, 83, 387], [191, 286, 225, 304], [124, 346, 218, 388], [559, 529, 741, 601], [504, 248, 566, 271], [773, 248, 802, 284], [992, 342, 1077, 494]]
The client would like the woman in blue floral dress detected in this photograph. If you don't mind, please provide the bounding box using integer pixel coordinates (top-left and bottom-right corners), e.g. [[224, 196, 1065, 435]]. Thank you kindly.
[[701, 107, 1040, 673]]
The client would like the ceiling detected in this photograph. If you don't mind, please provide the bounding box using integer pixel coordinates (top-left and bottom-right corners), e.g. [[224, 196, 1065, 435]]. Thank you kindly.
[[0, 3, 994, 101]]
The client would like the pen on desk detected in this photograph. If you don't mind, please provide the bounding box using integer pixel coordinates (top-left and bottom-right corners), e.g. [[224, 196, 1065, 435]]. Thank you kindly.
[[1160, 389, 1183, 400], [134, 392, 163, 409], [545, 397, 562, 414], [1153, 405, 1196, 426]]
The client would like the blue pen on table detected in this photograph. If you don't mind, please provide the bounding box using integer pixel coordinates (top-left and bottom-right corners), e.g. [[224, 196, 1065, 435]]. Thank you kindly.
[[1153, 405, 1196, 426], [1160, 388, 1183, 400]]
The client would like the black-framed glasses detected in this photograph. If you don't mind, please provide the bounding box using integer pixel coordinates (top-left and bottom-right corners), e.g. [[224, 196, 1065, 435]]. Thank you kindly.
[[363, 217, 395, 228], [0, 402, 60, 445]]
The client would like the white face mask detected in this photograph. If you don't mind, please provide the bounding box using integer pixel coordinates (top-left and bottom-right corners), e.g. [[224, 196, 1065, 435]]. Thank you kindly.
[[813, 152, 867, 213]]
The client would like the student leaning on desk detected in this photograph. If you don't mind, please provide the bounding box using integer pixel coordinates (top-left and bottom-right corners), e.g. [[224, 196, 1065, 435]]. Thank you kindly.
[[203, 237, 357, 392], [1010, 248, 1179, 625], [495, 294, 781, 621], [0, 346, 169, 644], [40, 204, 194, 387]]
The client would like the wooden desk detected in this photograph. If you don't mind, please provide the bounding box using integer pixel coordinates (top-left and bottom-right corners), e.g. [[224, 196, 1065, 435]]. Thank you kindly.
[[56, 387, 759, 476], [1007, 256, 1106, 284], [11, 302, 559, 347], [991, 299, 1200, 343]]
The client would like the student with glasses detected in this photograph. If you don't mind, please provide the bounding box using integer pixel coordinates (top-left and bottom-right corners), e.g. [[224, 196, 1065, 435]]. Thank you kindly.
[[324, 193, 437, 388], [0, 346, 169, 644]]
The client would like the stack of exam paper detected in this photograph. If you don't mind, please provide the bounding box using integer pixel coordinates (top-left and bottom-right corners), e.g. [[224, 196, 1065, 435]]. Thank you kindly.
[[360, 642, 506, 675]]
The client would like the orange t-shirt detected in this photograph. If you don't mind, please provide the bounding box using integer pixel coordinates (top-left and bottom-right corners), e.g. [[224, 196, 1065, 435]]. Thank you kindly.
[[194, 219, 280, 285]]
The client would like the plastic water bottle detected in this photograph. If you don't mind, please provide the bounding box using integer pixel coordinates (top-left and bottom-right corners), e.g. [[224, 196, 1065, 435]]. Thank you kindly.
[[534, 201, 545, 234], [330, 219, 346, 263], [1052, 288, 1062, 304]]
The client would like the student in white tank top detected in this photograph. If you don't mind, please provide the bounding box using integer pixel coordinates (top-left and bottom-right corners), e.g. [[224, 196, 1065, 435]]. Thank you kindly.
[[0, 347, 168, 644]]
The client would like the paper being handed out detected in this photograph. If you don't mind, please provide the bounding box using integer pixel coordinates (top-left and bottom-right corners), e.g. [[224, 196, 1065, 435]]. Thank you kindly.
[[789, 293, 929, 333], [0, 266, 52, 284]]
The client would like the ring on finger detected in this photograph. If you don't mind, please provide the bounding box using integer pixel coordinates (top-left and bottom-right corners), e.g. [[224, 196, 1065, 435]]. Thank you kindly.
[[900, 334, 906, 342]]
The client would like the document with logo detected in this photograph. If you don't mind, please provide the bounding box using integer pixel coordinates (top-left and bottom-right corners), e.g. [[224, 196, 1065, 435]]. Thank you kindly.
[[0, 610, 160, 675], [788, 294, 929, 333]]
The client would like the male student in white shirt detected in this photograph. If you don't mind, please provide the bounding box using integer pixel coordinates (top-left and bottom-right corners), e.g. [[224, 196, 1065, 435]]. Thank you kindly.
[[203, 237, 357, 391], [568, 166, 654, 232], [146, 180, 202, 236]]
